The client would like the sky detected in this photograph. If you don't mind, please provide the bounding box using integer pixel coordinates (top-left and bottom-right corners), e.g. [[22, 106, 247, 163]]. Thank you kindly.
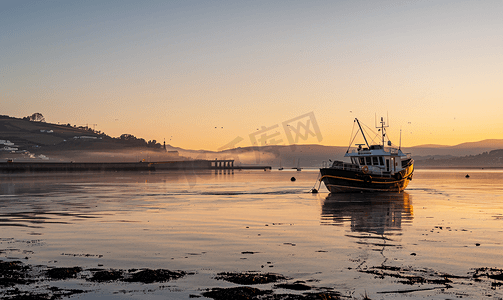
[[1, 0, 502, 150]]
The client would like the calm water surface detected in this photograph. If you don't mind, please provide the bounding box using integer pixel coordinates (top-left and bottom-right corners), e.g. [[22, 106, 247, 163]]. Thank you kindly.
[[1, 169, 502, 299]]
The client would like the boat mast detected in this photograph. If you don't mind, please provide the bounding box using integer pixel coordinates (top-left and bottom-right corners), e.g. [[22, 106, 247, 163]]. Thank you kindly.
[[355, 118, 370, 148], [378, 116, 390, 148], [381, 117, 385, 147]]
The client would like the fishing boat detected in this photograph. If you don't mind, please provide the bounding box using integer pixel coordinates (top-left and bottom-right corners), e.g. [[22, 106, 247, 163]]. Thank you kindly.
[[319, 117, 414, 193]]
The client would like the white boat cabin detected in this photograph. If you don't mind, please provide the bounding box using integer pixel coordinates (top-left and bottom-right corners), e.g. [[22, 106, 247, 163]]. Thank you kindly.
[[344, 144, 411, 176]]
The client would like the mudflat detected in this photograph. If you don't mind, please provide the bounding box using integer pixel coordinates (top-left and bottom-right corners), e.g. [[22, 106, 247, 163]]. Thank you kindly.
[[1, 169, 502, 299]]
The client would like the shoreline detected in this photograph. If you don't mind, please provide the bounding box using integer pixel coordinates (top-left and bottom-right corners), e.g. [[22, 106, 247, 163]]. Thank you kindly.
[[0, 160, 272, 173], [415, 166, 503, 170]]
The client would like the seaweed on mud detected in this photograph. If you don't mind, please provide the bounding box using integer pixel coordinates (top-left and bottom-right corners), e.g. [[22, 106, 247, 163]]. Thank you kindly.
[[202, 286, 273, 300], [208, 272, 343, 299], [270, 291, 342, 300], [89, 269, 124, 282], [1, 259, 189, 287], [215, 271, 288, 285], [202, 286, 342, 300], [2, 286, 85, 300], [0, 260, 34, 286], [472, 267, 503, 281], [359, 265, 453, 286], [0, 259, 192, 299], [275, 281, 312, 291], [295, 292, 343, 300], [46, 266, 82, 279], [124, 268, 186, 283]]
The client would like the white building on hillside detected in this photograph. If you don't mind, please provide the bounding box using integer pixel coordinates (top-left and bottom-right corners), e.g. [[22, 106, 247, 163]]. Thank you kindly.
[[0, 140, 18, 151]]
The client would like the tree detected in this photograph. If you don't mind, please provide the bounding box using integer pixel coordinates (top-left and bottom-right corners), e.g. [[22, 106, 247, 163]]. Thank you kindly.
[[28, 113, 45, 122], [118, 134, 148, 147], [120, 134, 136, 141]]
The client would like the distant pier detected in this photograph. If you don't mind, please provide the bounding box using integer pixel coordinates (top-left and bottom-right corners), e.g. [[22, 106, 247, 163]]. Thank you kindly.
[[0, 159, 271, 173], [211, 159, 234, 169]]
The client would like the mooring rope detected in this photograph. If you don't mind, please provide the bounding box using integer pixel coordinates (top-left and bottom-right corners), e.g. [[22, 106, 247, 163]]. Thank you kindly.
[[309, 172, 322, 193]]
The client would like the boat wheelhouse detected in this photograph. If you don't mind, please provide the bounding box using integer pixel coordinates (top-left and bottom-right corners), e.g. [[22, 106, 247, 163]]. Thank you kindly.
[[320, 117, 414, 193]]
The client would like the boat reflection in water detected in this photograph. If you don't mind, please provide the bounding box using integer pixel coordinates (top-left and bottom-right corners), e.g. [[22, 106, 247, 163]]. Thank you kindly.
[[321, 192, 413, 235]]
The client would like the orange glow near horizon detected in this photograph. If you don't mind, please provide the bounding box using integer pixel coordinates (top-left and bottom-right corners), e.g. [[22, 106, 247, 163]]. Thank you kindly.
[[2, 2, 502, 151]]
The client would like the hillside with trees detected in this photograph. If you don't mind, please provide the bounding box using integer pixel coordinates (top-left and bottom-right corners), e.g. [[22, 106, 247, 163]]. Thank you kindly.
[[0, 114, 178, 162], [415, 149, 503, 168], [3, 114, 503, 167]]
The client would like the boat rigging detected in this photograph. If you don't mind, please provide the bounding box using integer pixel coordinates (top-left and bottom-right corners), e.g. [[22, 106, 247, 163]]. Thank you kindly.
[[318, 117, 414, 193]]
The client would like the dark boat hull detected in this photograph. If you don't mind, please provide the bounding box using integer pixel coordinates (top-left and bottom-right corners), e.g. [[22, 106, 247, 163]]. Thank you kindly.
[[320, 162, 414, 193]]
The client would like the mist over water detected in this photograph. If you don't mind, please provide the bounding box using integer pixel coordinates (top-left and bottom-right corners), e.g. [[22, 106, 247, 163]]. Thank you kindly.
[[1, 169, 503, 299]]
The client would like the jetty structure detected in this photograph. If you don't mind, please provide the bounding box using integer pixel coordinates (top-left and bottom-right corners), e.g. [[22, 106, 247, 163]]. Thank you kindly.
[[0, 159, 271, 173]]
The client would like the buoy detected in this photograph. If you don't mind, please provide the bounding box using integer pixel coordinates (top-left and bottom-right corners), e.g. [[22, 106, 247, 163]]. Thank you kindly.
[[311, 188, 318, 194], [465, 174, 470, 178], [291, 177, 296, 182]]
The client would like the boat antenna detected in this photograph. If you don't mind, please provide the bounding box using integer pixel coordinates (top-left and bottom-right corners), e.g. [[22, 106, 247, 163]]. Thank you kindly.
[[399, 128, 402, 150], [355, 118, 370, 148], [381, 117, 384, 147], [377, 115, 390, 148]]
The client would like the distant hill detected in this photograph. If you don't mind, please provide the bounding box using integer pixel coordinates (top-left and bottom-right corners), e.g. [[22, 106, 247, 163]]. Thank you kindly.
[[155, 144, 347, 168], [415, 149, 503, 168], [403, 139, 503, 158], [167, 142, 503, 168], [1, 115, 102, 147], [3, 114, 503, 166], [0, 115, 178, 162], [170, 140, 503, 168]]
